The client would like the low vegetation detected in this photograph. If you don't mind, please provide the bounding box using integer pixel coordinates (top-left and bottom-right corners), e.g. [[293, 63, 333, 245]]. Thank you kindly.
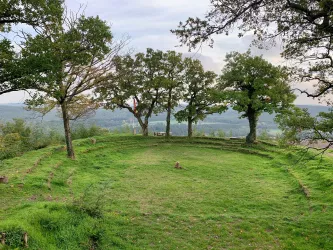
[[0, 135, 332, 249], [0, 119, 109, 160]]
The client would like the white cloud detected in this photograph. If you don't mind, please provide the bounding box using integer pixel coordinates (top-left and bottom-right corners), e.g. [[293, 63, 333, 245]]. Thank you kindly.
[[0, 91, 29, 104]]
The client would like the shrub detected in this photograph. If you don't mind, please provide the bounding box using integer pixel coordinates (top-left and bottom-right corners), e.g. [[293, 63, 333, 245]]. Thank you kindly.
[[112, 121, 132, 134], [209, 130, 216, 137], [217, 129, 226, 138], [0, 226, 25, 248], [0, 121, 109, 160], [258, 129, 271, 141], [0, 120, 64, 160], [71, 124, 109, 140], [72, 182, 109, 219]]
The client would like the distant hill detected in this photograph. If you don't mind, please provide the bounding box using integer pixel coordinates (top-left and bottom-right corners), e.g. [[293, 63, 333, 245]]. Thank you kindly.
[[0, 104, 329, 136]]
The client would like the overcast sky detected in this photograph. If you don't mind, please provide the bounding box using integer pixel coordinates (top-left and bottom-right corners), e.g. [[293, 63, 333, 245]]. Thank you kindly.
[[0, 0, 322, 105]]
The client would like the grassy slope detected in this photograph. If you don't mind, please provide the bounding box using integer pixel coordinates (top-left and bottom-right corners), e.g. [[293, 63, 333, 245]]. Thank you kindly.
[[0, 135, 332, 249]]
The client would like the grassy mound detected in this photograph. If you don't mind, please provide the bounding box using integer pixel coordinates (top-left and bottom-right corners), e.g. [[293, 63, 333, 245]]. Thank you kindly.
[[0, 135, 332, 249]]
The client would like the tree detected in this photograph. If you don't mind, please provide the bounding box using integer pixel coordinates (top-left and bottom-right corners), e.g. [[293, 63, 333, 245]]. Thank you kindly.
[[218, 51, 296, 143], [0, 0, 64, 96], [276, 106, 333, 154], [175, 58, 226, 138], [98, 48, 166, 136], [0, 39, 23, 95], [0, 0, 63, 28], [161, 51, 184, 138], [21, 11, 120, 159], [171, 0, 333, 99]]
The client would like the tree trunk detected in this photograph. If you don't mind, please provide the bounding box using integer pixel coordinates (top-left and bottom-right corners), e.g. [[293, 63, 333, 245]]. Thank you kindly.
[[136, 116, 149, 136], [165, 90, 172, 138], [142, 124, 148, 136], [61, 102, 75, 159], [143, 117, 149, 136], [188, 118, 193, 138], [246, 109, 258, 144]]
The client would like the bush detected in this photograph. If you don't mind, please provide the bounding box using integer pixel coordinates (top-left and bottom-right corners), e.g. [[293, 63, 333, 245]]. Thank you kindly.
[[217, 129, 226, 138], [193, 127, 205, 137], [71, 124, 109, 140], [258, 129, 271, 141], [209, 130, 216, 137], [72, 182, 110, 219], [0, 119, 64, 160], [0, 120, 109, 160], [111, 121, 132, 134]]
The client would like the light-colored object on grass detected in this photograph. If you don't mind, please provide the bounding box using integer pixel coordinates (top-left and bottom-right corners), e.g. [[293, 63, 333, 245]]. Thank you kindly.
[[0, 176, 8, 184], [175, 162, 182, 169], [23, 232, 28, 248], [154, 132, 172, 136], [229, 137, 240, 140], [0, 232, 5, 245], [91, 138, 97, 144]]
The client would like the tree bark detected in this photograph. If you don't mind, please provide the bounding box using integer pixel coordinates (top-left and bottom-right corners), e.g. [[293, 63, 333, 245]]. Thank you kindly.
[[61, 102, 75, 159], [136, 115, 149, 136], [142, 124, 148, 136], [246, 108, 258, 144], [188, 117, 193, 138], [165, 89, 172, 138]]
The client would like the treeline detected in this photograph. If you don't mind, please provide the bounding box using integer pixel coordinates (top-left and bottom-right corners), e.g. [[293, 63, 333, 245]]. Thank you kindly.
[[96, 50, 295, 143], [97, 49, 226, 138]]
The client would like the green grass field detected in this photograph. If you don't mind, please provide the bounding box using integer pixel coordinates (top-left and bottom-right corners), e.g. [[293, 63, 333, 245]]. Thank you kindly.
[[0, 135, 332, 249]]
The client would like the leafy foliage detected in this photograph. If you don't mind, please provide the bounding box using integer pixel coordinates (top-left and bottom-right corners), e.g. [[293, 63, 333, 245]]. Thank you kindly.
[[22, 11, 116, 159], [71, 124, 109, 141], [98, 48, 173, 136], [172, 0, 333, 100], [0, 119, 109, 160], [276, 106, 333, 151], [0, 119, 59, 159], [160, 51, 185, 137], [0, 0, 63, 29], [175, 58, 226, 137], [218, 51, 295, 143], [0, 0, 64, 96]]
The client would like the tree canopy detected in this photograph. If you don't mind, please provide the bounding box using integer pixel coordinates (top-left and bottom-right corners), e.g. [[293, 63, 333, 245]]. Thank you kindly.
[[0, 0, 64, 96], [175, 58, 226, 138], [0, 0, 63, 29], [276, 106, 333, 152], [160, 51, 184, 137], [97, 48, 167, 136], [172, 0, 333, 99]]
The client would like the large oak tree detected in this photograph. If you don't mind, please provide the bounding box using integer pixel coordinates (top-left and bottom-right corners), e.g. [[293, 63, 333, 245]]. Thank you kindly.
[[161, 51, 184, 138], [219, 51, 295, 143], [98, 49, 167, 136]]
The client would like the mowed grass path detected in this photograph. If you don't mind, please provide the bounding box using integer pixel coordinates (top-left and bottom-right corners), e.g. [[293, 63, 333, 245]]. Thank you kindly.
[[0, 135, 332, 249]]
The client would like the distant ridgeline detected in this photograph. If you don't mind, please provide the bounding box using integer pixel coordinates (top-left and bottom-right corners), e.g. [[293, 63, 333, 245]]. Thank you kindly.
[[0, 104, 329, 137]]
